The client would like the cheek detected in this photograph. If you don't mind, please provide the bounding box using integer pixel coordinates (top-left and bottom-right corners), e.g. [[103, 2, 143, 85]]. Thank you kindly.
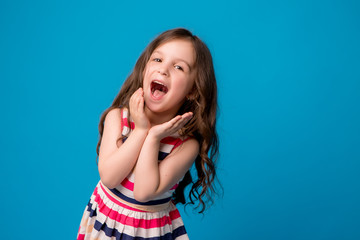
[[184, 77, 196, 94], [142, 67, 151, 84], [174, 79, 195, 100]]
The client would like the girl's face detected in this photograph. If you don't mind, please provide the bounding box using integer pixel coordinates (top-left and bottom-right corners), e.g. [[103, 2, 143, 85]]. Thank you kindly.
[[143, 39, 196, 117]]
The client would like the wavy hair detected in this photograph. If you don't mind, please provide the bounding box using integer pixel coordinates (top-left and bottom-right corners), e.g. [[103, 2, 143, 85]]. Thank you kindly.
[[96, 28, 219, 213]]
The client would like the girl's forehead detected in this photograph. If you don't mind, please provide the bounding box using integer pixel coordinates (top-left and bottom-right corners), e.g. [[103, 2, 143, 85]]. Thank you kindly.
[[152, 39, 196, 65]]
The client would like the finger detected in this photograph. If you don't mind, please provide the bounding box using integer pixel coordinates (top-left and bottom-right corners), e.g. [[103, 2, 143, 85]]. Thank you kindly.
[[131, 88, 141, 98], [131, 88, 143, 100], [130, 89, 140, 106], [176, 117, 191, 129], [160, 116, 181, 132], [177, 113, 193, 126], [159, 113, 192, 135], [138, 92, 145, 111], [172, 113, 193, 126], [169, 115, 182, 126], [181, 112, 193, 119], [168, 116, 189, 132], [131, 89, 143, 107], [176, 113, 193, 127]]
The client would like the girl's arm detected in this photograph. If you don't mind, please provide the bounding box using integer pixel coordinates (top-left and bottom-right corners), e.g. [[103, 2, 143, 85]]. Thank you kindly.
[[98, 88, 150, 189], [133, 114, 199, 202]]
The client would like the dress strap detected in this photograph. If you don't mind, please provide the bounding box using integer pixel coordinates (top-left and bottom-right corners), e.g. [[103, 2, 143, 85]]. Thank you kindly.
[[120, 107, 124, 133], [172, 136, 193, 151], [120, 108, 135, 136]]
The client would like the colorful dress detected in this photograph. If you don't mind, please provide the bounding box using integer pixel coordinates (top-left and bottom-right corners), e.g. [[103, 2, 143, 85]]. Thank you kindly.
[[77, 109, 189, 240]]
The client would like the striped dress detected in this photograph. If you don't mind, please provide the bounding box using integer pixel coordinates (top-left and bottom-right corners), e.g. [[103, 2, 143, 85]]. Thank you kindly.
[[77, 109, 190, 240]]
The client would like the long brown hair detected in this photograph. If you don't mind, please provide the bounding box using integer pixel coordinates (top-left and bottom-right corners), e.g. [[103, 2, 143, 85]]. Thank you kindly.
[[96, 28, 219, 213]]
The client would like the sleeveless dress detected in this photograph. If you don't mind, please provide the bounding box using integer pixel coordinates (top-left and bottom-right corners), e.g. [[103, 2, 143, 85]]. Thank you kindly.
[[77, 109, 190, 240]]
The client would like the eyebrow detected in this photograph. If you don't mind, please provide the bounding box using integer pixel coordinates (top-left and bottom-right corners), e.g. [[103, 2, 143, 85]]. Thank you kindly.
[[152, 50, 193, 70]]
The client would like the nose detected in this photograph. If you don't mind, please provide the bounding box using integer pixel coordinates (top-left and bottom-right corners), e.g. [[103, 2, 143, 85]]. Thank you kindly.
[[158, 69, 168, 76], [157, 63, 170, 76]]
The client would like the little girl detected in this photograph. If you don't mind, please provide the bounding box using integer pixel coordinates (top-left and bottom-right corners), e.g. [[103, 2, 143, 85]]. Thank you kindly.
[[77, 28, 219, 240]]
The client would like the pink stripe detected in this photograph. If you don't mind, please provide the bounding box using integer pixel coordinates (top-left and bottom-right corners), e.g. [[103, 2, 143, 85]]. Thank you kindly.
[[77, 234, 85, 240], [98, 184, 146, 212], [169, 208, 181, 220], [120, 177, 134, 191], [122, 118, 129, 128], [173, 137, 192, 150], [123, 117, 135, 129], [170, 183, 179, 190], [173, 139, 183, 149], [93, 186, 181, 228], [160, 136, 179, 145]]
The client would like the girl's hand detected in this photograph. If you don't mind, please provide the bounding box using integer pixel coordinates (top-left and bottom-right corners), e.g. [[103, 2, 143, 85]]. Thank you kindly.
[[129, 88, 150, 131], [148, 112, 193, 141]]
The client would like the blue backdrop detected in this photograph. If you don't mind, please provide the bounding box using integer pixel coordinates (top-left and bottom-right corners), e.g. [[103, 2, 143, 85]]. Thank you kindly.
[[1, 0, 359, 239]]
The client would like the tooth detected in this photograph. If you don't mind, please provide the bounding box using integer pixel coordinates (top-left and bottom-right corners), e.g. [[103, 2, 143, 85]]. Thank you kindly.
[[154, 80, 166, 86]]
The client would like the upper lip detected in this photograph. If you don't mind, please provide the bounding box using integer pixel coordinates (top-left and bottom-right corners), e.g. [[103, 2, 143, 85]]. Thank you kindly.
[[151, 79, 169, 88]]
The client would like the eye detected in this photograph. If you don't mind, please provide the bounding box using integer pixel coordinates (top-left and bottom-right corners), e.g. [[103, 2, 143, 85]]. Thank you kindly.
[[174, 65, 183, 71], [153, 58, 162, 62]]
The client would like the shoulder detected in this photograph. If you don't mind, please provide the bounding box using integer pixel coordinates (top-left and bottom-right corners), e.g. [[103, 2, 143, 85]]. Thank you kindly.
[[183, 137, 199, 151], [103, 107, 124, 131], [104, 107, 135, 136], [101, 108, 125, 146], [183, 137, 200, 153], [105, 108, 122, 122], [172, 136, 199, 156]]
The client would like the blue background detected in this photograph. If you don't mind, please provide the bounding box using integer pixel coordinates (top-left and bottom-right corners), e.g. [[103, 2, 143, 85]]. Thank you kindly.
[[1, 0, 359, 239]]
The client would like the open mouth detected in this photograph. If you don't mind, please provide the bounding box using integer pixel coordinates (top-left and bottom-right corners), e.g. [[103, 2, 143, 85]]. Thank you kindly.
[[151, 80, 168, 99]]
